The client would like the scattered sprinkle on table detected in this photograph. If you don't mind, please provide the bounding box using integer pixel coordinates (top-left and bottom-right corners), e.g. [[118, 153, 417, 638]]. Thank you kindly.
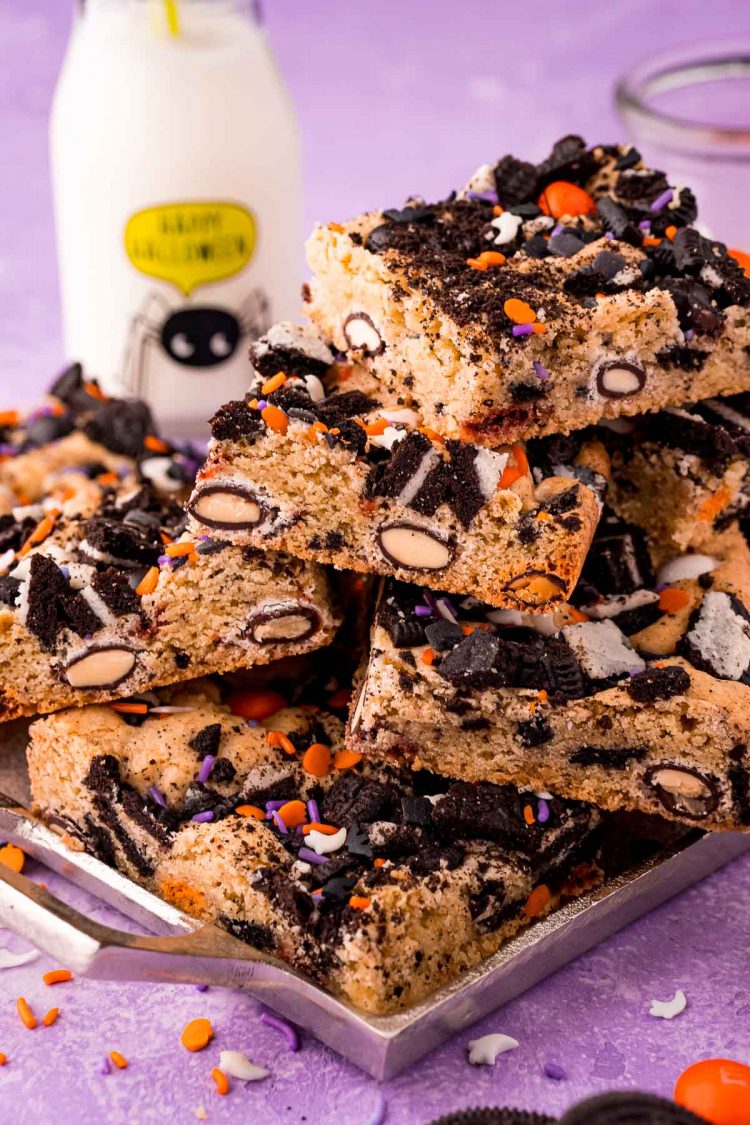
[[43, 968, 73, 986], [467, 1033, 519, 1066], [260, 1011, 299, 1052], [649, 989, 687, 1019], [181, 1018, 214, 1052]]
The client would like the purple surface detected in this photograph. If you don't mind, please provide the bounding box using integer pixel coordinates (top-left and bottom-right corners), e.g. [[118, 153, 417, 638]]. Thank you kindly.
[[2, 1, 750, 1120]]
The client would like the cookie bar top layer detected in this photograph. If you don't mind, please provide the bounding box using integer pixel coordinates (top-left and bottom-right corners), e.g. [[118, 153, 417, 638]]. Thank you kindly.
[[187, 323, 603, 610], [28, 679, 601, 1013], [0, 481, 337, 722], [305, 136, 750, 445], [0, 362, 199, 513], [348, 513, 750, 832]]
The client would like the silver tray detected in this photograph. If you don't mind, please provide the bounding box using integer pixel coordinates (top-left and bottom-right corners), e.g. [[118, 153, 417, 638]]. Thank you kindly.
[[0, 732, 747, 1080]]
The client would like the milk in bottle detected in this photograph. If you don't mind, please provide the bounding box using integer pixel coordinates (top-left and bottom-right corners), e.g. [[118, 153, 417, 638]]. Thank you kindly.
[[51, 0, 302, 434]]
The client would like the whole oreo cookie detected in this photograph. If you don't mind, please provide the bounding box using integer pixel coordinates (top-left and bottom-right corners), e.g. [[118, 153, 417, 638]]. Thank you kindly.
[[559, 1091, 710, 1124], [430, 1110, 554, 1125]]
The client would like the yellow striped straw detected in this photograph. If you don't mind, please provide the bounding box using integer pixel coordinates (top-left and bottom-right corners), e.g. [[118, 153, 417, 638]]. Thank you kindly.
[[164, 0, 180, 36]]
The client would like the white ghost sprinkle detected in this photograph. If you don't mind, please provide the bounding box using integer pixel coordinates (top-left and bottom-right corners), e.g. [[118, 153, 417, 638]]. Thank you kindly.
[[467, 1033, 519, 1066], [0, 946, 39, 970], [218, 1050, 270, 1081], [306, 826, 347, 855], [649, 989, 687, 1019]]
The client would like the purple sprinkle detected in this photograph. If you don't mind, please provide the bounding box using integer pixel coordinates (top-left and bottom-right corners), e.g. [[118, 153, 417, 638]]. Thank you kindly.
[[191, 810, 214, 823], [100, 1057, 111, 1075], [436, 597, 459, 623], [544, 1062, 566, 1081], [551, 222, 564, 237], [604, 230, 614, 240], [257, 399, 268, 410], [512, 323, 534, 337], [627, 666, 644, 677], [638, 219, 651, 232], [246, 718, 260, 728], [272, 810, 287, 834], [366, 1091, 387, 1125], [537, 799, 550, 824], [650, 187, 673, 212], [260, 1011, 300, 1052], [414, 605, 432, 618], [148, 785, 168, 809], [684, 328, 695, 342], [117, 464, 131, 479], [466, 189, 498, 204], [655, 581, 668, 592], [195, 984, 209, 993], [266, 799, 287, 811], [422, 590, 440, 615], [532, 361, 550, 381], [157, 554, 171, 568], [311, 891, 324, 902], [298, 847, 329, 866], [307, 799, 320, 824], [197, 754, 215, 784]]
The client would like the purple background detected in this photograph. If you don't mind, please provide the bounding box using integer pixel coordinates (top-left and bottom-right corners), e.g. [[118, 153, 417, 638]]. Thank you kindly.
[[2, 1, 750, 1121]]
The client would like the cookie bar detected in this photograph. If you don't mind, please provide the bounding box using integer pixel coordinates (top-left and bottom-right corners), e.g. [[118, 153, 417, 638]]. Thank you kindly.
[[0, 362, 199, 514], [0, 481, 337, 721], [28, 678, 604, 1013], [305, 136, 750, 445], [348, 513, 750, 832], [186, 323, 603, 610]]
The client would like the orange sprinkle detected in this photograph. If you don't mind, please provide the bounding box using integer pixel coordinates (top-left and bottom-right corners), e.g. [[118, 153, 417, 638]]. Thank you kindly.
[[327, 688, 352, 709], [235, 804, 265, 820], [0, 1052, 6, 1064], [329, 222, 346, 233], [567, 607, 589, 623], [17, 998, 37, 1030], [504, 297, 537, 325], [364, 418, 388, 437], [144, 434, 169, 454], [349, 896, 372, 911], [659, 587, 690, 613], [165, 541, 196, 558], [302, 822, 339, 836], [523, 805, 535, 826], [333, 749, 362, 771], [511, 444, 529, 477], [110, 701, 148, 715], [729, 247, 750, 277], [373, 858, 386, 868], [466, 250, 506, 270], [0, 844, 24, 873], [537, 181, 595, 219], [211, 1067, 230, 1096], [417, 426, 444, 445], [247, 398, 259, 410], [267, 730, 297, 757], [697, 483, 732, 523], [538, 689, 549, 703], [498, 465, 522, 489], [109, 1051, 128, 1070], [42, 1007, 59, 1027], [261, 372, 287, 395], [302, 742, 331, 778], [228, 688, 286, 721], [261, 403, 289, 435], [642, 235, 662, 247], [135, 567, 159, 596], [43, 969, 72, 986], [0, 410, 20, 427], [665, 225, 678, 241], [524, 884, 551, 918], [277, 800, 307, 828], [492, 204, 505, 216], [531, 322, 548, 334], [422, 647, 436, 666], [18, 514, 57, 556], [181, 1018, 214, 1053], [83, 380, 107, 402], [95, 472, 120, 487]]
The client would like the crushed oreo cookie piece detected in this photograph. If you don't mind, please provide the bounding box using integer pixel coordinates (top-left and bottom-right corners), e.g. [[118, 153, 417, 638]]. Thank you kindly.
[[189, 723, 222, 759], [210, 400, 264, 443], [627, 665, 691, 703]]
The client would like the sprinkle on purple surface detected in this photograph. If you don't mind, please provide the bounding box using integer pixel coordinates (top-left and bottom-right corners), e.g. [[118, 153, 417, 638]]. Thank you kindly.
[[307, 799, 320, 824], [532, 361, 550, 381], [298, 847, 328, 866], [537, 799, 550, 824], [512, 323, 534, 337], [257, 399, 268, 410], [100, 1057, 111, 1075], [197, 754, 215, 784], [195, 984, 209, 993], [650, 187, 673, 212], [365, 1090, 388, 1125], [191, 810, 214, 823], [414, 605, 432, 617], [148, 785, 168, 809], [272, 810, 287, 834], [260, 1011, 300, 1052], [544, 1062, 566, 1081]]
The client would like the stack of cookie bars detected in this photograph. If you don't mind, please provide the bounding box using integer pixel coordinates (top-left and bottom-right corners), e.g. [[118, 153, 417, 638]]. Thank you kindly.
[[13, 137, 750, 1015]]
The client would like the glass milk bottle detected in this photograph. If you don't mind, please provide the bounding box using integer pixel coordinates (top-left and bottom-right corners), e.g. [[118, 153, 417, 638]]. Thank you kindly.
[[50, 0, 302, 434]]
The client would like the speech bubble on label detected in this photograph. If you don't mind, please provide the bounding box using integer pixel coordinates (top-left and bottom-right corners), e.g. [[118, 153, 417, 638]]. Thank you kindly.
[[124, 201, 256, 296]]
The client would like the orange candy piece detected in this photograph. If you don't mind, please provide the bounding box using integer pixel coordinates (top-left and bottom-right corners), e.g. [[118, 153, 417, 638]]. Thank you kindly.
[[43, 969, 73, 986], [504, 297, 537, 324], [729, 248, 750, 278], [0, 844, 24, 873], [523, 884, 550, 918], [659, 587, 690, 613], [466, 250, 506, 270], [180, 1018, 214, 1052], [277, 800, 307, 828], [261, 403, 289, 435], [302, 743, 331, 778], [227, 688, 286, 721], [333, 749, 362, 771], [109, 1051, 128, 1070], [235, 804, 265, 820], [674, 1058, 750, 1125], [349, 895, 372, 911], [537, 180, 595, 219], [211, 1067, 230, 1096]]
